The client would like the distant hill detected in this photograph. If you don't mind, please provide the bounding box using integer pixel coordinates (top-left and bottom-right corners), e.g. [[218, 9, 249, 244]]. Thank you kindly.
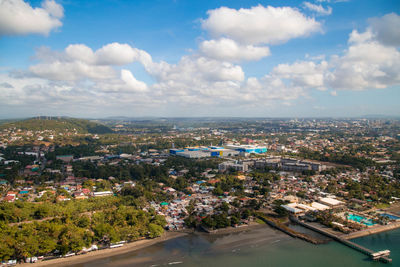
[[0, 117, 114, 134]]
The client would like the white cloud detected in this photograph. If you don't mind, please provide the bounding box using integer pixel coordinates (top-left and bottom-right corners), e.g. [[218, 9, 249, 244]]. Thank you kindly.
[[120, 69, 148, 92], [327, 13, 400, 90], [30, 43, 152, 82], [244, 76, 305, 102], [63, 43, 152, 66], [0, 0, 63, 36], [4, 12, 400, 116], [369, 13, 400, 47], [327, 40, 400, 90], [273, 61, 328, 90], [201, 5, 321, 45], [95, 43, 148, 65], [270, 13, 400, 92], [65, 44, 96, 64], [30, 61, 116, 81], [146, 55, 245, 103], [303, 2, 332, 16], [42, 0, 63, 18], [144, 55, 245, 83], [199, 38, 270, 62], [348, 29, 374, 44], [270, 24, 400, 92]]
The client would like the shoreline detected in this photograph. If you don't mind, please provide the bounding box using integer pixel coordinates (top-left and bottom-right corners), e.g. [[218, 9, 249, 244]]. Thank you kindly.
[[16, 220, 400, 266], [203, 222, 267, 235], [17, 224, 267, 266], [343, 221, 400, 240], [18, 231, 187, 267]]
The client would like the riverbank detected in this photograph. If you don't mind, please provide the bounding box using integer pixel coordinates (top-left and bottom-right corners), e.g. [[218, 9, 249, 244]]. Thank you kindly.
[[18, 231, 187, 267], [343, 221, 400, 240]]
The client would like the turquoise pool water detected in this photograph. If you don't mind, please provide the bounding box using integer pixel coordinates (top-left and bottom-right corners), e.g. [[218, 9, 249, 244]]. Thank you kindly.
[[347, 214, 376, 226]]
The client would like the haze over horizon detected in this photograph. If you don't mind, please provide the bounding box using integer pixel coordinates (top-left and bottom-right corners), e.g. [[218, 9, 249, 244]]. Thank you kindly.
[[1, 0, 399, 118]]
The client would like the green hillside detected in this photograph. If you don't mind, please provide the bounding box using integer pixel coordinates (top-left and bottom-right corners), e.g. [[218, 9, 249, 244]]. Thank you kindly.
[[0, 117, 113, 134]]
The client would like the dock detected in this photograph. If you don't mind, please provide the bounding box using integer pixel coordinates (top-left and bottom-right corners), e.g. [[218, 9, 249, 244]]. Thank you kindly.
[[290, 217, 392, 263], [256, 213, 323, 244]]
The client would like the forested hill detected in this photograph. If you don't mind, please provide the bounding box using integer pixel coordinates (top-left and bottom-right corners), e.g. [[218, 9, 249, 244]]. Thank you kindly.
[[0, 117, 113, 134]]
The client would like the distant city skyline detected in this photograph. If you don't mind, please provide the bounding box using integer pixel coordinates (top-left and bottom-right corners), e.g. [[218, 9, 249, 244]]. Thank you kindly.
[[0, 0, 399, 118]]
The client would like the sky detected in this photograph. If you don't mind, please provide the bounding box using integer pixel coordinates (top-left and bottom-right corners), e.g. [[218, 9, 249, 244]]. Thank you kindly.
[[0, 0, 399, 119]]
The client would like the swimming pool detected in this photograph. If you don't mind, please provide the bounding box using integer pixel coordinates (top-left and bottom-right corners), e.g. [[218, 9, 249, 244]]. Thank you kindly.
[[347, 214, 376, 226], [380, 213, 400, 220]]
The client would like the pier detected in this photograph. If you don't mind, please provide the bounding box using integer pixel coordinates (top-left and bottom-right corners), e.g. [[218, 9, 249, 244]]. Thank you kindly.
[[290, 217, 392, 263], [256, 213, 323, 244]]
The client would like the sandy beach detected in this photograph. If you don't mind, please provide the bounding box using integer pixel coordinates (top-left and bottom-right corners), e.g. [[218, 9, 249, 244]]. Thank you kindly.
[[18, 231, 187, 267]]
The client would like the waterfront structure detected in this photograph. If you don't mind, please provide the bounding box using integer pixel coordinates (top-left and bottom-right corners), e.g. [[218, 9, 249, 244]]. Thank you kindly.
[[292, 217, 392, 263]]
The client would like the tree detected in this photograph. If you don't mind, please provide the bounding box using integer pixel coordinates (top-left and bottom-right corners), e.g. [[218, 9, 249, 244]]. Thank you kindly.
[[230, 215, 240, 226], [148, 223, 164, 238]]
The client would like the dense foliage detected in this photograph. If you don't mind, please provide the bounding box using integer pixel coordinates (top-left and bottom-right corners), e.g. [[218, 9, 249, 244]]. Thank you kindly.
[[0, 117, 113, 134], [298, 148, 375, 171], [0, 196, 166, 261]]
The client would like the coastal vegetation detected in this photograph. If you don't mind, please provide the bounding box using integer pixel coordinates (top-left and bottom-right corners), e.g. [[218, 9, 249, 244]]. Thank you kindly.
[[0, 196, 166, 262]]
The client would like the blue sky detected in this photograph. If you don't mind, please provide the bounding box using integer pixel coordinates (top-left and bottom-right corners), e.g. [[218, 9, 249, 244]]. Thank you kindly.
[[0, 0, 399, 118]]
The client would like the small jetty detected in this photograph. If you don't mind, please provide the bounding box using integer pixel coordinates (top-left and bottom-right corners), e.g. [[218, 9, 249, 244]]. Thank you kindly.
[[256, 213, 323, 244], [290, 217, 392, 263]]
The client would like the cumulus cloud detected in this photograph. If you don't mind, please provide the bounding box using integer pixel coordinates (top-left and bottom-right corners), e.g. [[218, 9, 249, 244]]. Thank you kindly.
[[303, 2, 332, 16], [4, 11, 400, 116], [324, 13, 400, 90], [270, 12, 400, 92], [201, 5, 321, 45], [146, 55, 246, 103], [348, 29, 374, 44], [30, 61, 116, 81], [62, 43, 152, 66], [0, 0, 63, 36], [0, 82, 14, 88], [326, 39, 400, 90], [369, 13, 400, 47], [30, 43, 150, 84], [199, 38, 270, 62], [268, 37, 400, 92], [273, 61, 328, 90], [65, 44, 96, 64], [120, 69, 148, 92], [95, 43, 150, 65], [244, 76, 305, 101]]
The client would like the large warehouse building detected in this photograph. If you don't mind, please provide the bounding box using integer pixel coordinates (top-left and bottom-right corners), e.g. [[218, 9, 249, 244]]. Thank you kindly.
[[170, 145, 267, 158]]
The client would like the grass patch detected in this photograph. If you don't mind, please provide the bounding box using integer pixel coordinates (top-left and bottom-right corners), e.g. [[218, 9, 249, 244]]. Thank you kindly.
[[375, 203, 390, 209], [255, 218, 266, 224]]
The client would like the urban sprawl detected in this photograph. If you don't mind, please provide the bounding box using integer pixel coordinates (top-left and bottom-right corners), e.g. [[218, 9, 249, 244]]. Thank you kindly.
[[0, 117, 400, 265]]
